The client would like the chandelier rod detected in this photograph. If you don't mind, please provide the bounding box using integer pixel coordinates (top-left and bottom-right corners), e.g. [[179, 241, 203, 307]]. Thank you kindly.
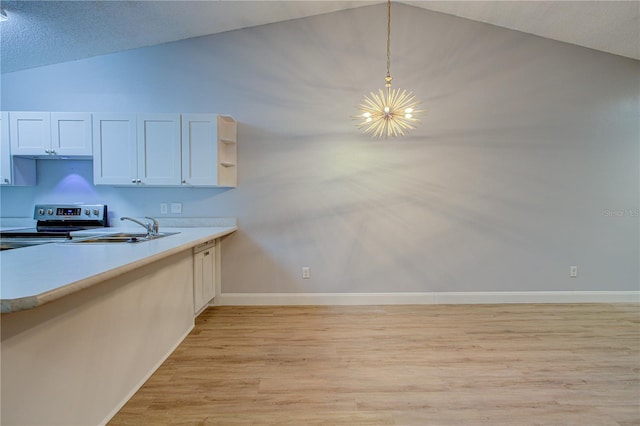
[[386, 0, 391, 80]]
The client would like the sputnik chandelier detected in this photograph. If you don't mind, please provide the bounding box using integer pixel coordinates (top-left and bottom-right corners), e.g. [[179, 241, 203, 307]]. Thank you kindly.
[[356, 0, 422, 139]]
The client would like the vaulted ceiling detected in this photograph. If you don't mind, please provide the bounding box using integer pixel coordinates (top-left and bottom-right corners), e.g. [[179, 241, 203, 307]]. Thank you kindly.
[[1, 1, 638, 74]]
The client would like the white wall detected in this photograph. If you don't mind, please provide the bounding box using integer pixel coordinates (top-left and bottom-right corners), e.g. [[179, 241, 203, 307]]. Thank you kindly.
[[1, 4, 638, 294]]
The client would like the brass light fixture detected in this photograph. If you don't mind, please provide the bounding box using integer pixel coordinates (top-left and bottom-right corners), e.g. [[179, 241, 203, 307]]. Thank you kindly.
[[356, 0, 421, 139]]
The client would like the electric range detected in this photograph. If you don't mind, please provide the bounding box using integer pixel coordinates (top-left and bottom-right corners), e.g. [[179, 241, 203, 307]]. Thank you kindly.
[[0, 204, 108, 250]]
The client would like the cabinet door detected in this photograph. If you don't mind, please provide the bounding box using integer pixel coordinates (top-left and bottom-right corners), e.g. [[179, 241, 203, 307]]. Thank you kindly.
[[0, 112, 11, 185], [51, 112, 93, 156], [137, 114, 181, 186], [193, 250, 206, 313], [1, 112, 36, 186], [193, 243, 216, 314], [92, 114, 137, 185], [202, 245, 216, 302], [9, 112, 51, 156], [181, 113, 219, 186]]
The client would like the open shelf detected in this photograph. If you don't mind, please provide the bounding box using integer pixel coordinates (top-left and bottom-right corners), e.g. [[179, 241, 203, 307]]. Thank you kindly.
[[217, 115, 237, 186]]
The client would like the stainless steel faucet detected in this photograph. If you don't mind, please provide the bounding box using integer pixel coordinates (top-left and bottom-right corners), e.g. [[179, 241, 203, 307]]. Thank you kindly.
[[120, 216, 160, 236], [146, 216, 159, 235]]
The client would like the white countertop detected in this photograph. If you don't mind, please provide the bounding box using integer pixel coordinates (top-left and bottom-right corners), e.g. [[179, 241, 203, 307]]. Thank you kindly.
[[0, 226, 236, 313]]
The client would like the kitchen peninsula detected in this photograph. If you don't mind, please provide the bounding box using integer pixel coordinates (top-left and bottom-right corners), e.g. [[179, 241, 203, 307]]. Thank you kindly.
[[1, 225, 236, 425]]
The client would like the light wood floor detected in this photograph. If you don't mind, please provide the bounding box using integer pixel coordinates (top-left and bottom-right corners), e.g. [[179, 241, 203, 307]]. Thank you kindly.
[[109, 304, 640, 425]]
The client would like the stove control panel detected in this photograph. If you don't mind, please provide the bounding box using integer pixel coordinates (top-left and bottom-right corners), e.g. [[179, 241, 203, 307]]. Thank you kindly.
[[34, 204, 108, 222]]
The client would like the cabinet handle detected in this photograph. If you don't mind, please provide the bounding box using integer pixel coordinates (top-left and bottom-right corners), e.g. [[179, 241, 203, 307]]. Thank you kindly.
[[204, 251, 210, 256], [45, 149, 50, 154], [3, 178, 9, 184], [131, 179, 136, 183], [51, 150, 57, 155], [137, 179, 142, 183], [182, 180, 187, 184]]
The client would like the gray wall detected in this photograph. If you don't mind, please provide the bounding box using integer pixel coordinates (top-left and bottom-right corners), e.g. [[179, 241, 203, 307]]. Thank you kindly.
[[1, 4, 639, 293]]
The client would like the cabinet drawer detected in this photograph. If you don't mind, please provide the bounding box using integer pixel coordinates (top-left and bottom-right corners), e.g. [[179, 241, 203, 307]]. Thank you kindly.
[[193, 240, 215, 254]]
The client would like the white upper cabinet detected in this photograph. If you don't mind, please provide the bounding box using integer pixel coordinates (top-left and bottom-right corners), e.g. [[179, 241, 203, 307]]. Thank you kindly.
[[0, 112, 11, 184], [181, 114, 217, 186], [51, 112, 93, 156], [9, 112, 51, 156], [6, 111, 237, 188], [10, 112, 92, 157], [93, 113, 181, 186], [137, 114, 182, 186], [181, 114, 237, 187], [92, 113, 137, 185], [0, 112, 36, 186]]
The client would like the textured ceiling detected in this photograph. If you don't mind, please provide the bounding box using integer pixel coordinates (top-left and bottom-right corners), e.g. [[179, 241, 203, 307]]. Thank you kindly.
[[0, 1, 638, 74], [406, 1, 640, 61]]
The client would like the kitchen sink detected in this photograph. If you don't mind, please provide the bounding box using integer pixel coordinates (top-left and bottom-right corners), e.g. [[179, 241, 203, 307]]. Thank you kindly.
[[69, 232, 179, 244]]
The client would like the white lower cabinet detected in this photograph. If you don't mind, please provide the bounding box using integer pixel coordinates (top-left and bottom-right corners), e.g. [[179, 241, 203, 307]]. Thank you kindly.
[[193, 240, 216, 314]]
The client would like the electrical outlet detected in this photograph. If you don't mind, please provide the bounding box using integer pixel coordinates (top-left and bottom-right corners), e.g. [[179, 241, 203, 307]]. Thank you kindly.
[[160, 203, 168, 214], [570, 266, 578, 278], [302, 267, 310, 279], [171, 203, 182, 214]]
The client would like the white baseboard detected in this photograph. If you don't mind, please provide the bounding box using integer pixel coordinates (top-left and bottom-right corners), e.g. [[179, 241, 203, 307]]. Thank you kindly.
[[218, 291, 640, 306]]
